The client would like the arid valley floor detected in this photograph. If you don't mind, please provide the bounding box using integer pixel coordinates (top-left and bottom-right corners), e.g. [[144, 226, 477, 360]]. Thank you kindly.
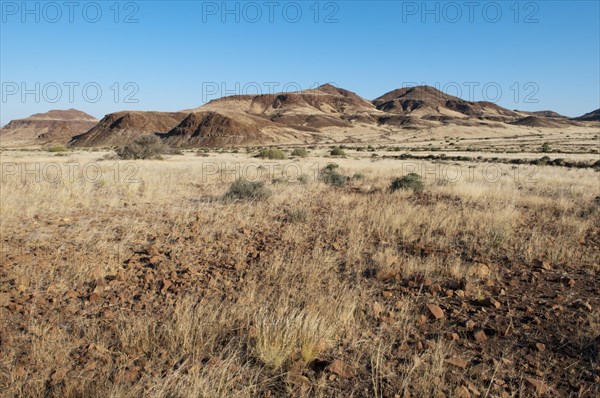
[[0, 143, 599, 397]]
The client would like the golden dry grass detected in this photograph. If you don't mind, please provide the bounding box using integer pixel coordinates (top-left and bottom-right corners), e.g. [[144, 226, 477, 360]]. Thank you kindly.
[[0, 149, 598, 397]]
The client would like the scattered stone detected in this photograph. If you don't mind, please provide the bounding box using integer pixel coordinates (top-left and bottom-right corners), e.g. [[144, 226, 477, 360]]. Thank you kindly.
[[328, 359, 355, 378], [474, 263, 491, 279], [426, 304, 444, 320], [383, 290, 393, 298], [466, 320, 476, 330], [430, 283, 442, 293], [455, 385, 471, 398], [524, 377, 549, 395], [88, 293, 101, 304], [446, 356, 469, 369], [474, 330, 488, 342], [534, 259, 552, 271], [473, 297, 501, 309], [535, 343, 546, 352]]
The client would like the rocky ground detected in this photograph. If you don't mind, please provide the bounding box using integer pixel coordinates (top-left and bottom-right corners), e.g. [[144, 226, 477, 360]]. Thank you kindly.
[[0, 151, 598, 397]]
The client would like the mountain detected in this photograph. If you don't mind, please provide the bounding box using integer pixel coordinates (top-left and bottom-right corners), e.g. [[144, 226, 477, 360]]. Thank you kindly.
[[573, 109, 600, 122], [372, 86, 520, 122], [6, 85, 595, 148], [69, 111, 188, 147], [0, 109, 98, 146], [165, 84, 381, 147], [518, 110, 567, 119]]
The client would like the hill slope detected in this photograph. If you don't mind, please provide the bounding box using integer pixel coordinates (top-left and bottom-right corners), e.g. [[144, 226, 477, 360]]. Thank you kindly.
[[69, 111, 189, 147], [0, 109, 98, 146]]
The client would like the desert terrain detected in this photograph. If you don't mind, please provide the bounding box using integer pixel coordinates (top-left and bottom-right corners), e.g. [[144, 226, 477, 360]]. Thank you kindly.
[[0, 143, 598, 397]]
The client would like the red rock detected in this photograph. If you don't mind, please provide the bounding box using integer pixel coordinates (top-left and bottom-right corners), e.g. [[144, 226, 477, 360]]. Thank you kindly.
[[535, 343, 546, 352], [399, 342, 410, 352], [473, 297, 501, 309], [446, 356, 469, 369], [328, 359, 355, 378], [88, 293, 101, 304], [455, 386, 471, 398], [524, 377, 548, 395], [430, 283, 442, 293], [474, 330, 487, 342], [426, 304, 444, 320]]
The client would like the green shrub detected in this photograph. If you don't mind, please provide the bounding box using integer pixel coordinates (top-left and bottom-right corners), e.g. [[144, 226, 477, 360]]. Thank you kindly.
[[291, 148, 308, 157], [330, 147, 346, 156], [116, 135, 176, 160], [323, 163, 339, 172], [258, 148, 287, 160], [224, 179, 271, 201], [47, 145, 68, 153], [319, 165, 348, 187], [390, 173, 424, 192]]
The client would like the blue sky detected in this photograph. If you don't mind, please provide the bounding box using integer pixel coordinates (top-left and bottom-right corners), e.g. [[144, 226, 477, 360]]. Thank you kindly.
[[1, 0, 599, 125]]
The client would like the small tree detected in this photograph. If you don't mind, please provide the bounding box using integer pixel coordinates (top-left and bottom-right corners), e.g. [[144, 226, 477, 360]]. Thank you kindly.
[[330, 147, 346, 156], [390, 173, 424, 192], [258, 148, 287, 160], [116, 135, 175, 160], [291, 148, 309, 157], [224, 179, 271, 201]]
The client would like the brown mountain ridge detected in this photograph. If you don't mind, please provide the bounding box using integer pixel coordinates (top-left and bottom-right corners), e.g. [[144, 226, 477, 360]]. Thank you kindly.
[[0, 109, 98, 146], [3, 86, 598, 148]]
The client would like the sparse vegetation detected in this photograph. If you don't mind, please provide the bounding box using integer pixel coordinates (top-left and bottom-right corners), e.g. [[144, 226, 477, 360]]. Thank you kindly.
[[46, 145, 68, 152], [258, 148, 286, 160], [224, 179, 271, 201], [330, 147, 346, 156], [115, 135, 177, 160], [319, 163, 348, 187], [390, 173, 424, 192], [0, 150, 598, 398], [291, 148, 309, 157]]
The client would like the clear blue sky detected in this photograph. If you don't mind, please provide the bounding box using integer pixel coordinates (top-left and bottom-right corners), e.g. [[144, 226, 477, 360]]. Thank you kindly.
[[1, 0, 599, 125]]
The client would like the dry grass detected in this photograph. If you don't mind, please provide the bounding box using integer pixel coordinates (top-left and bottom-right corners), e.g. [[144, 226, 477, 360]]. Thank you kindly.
[[0, 150, 599, 397]]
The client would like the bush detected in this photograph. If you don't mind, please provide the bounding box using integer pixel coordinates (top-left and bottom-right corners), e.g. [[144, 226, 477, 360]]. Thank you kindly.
[[224, 179, 271, 201], [258, 148, 286, 160], [297, 174, 309, 184], [284, 208, 309, 223], [291, 148, 309, 157], [47, 145, 68, 153], [330, 147, 346, 156], [116, 135, 176, 160], [352, 173, 365, 180], [390, 173, 424, 192], [319, 165, 348, 187]]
